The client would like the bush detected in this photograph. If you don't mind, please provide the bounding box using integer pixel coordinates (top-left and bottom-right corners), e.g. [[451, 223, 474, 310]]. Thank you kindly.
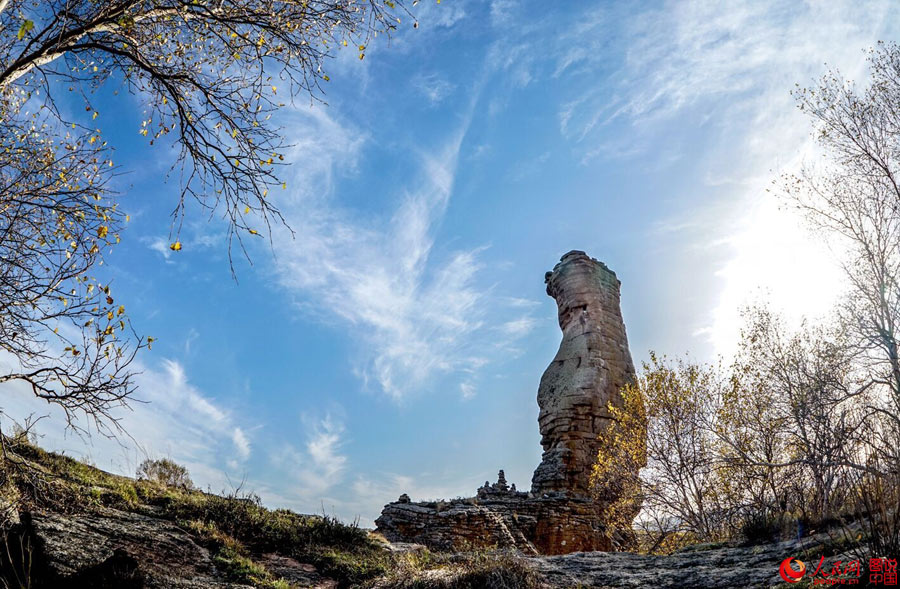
[[740, 512, 787, 546], [136, 458, 193, 489]]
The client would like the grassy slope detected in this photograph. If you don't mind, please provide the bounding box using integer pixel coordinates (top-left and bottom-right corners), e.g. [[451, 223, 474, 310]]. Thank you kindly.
[[0, 435, 541, 589]]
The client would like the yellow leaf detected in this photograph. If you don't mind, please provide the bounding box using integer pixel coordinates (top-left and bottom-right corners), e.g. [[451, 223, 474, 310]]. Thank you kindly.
[[117, 305, 125, 316], [244, 206, 250, 214], [97, 226, 108, 238], [92, 112, 99, 120], [107, 311, 114, 320], [170, 241, 182, 251]]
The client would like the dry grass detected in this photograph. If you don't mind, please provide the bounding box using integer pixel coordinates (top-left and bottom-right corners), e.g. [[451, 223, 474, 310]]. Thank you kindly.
[[370, 550, 542, 589]]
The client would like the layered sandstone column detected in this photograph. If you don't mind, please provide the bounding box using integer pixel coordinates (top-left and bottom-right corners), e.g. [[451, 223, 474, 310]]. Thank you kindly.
[[531, 250, 636, 497]]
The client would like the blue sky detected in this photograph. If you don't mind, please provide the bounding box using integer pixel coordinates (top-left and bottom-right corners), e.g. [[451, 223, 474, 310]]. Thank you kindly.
[[2, 1, 899, 525]]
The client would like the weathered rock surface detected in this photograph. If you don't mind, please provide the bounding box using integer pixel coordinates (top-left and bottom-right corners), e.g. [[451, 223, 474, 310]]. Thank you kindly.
[[14, 508, 235, 588], [5, 507, 334, 588], [30, 509, 220, 587], [529, 536, 854, 588], [532, 250, 636, 496], [376, 251, 640, 555], [375, 473, 611, 555]]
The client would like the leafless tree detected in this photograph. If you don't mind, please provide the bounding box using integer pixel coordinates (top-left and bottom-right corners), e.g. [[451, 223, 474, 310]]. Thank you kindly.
[[0, 0, 406, 432], [788, 42, 900, 432], [725, 308, 861, 524], [784, 40, 900, 556]]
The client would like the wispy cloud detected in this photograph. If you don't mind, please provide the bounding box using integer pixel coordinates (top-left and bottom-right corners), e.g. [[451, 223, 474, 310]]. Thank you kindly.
[[268, 104, 534, 400], [459, 381, 476, 400], [530, 1, 892, 358], [0, 355, 359, 518], [551, 2, 890, 161], [146, 236, 174, 261], [489, 0, 518, 28], [412, 73, 456, 106], [346, 471, 481, 526], [232, 427, 251, 461], [413, 1, 468, 29], [304, 416, 347, 487], [500, 317, 537, 338], [143, 225, 225, 262], [0, 355, 253, 490], [267, 414, 348, 501]]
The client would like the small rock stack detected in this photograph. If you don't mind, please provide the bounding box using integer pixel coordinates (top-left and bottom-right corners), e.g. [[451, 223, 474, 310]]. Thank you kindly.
[[375, 251, 639, 555]]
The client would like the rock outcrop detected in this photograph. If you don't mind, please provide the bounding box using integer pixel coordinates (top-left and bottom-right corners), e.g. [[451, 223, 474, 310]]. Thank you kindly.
[[532, 251, 635, 496], [375, 251, 639, 555], [375, 470, 609, 555], [4, 508, 336, 588]]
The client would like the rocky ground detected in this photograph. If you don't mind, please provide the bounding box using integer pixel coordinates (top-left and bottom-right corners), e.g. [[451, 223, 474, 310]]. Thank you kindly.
[[10, 503, 854, 588], [530, 537, 855, 588]]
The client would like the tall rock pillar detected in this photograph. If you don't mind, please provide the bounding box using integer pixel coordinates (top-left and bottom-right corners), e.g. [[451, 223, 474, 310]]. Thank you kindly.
[[531, 250, 636, 497], [376, 250, 639, 555]]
